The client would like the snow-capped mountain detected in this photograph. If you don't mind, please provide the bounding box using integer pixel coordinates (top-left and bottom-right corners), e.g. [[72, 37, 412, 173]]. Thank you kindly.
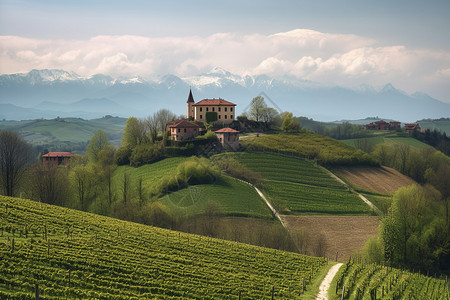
[[0, 68, 449, 122]]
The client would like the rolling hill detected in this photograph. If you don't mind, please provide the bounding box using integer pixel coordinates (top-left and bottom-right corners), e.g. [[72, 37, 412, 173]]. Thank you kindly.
[[0, 195, 328, 299]]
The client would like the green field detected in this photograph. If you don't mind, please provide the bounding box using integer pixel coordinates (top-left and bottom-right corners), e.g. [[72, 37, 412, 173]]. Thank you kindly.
[[160, 175, 272, 218], [0, 117, 126, 147], [240, 132, 377, 166], [0, 195, 328, 299], [331, 261, 448, 299], [341, 134, 428, 149], [418, 119, 450, 135], [113, 157, 272, 218], [224, 152, 372, 215]]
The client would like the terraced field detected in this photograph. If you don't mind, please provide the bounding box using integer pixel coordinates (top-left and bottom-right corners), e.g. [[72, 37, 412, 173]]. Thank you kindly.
[[0, 196, 328, 299], [226, 152, 372, 215]]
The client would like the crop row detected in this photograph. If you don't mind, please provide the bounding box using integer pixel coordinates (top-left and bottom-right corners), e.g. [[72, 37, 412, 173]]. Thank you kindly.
[[0, 196, 327, 299], [333, 260, 449, 299]]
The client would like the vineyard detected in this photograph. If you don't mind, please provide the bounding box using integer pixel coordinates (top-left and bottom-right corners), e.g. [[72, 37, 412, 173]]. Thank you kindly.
[[332, 260, 449, 299], [228, 152, 372, 215], [0, 195, 328, 299]]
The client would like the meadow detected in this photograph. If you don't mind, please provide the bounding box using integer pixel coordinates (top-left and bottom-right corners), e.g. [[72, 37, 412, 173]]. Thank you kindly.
[[0, 195, 328, 299]]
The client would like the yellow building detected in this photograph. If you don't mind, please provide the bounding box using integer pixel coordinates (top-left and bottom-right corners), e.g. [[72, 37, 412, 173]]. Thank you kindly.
[[187, 89, 236, 123]]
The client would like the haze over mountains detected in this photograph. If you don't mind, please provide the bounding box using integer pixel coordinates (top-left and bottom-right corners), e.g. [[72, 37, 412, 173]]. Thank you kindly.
[[1, 69, 449, 122]]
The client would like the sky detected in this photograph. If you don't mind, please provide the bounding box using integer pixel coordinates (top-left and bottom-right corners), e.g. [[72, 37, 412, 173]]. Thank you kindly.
[[1, 0, 450, 102]]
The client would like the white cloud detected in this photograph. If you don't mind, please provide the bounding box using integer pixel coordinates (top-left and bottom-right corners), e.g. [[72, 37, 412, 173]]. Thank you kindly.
[[1, 29, 450, 101]]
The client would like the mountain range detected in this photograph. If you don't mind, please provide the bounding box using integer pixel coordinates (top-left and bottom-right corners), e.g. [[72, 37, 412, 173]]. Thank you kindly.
[[1, 68, 449, 122]]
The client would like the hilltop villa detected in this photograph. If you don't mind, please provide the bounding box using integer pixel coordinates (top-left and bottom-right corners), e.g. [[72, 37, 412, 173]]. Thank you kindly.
[[187, 89, 236, 123]]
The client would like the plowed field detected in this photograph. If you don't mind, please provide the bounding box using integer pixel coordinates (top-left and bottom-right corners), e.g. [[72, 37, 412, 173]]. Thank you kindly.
[[334, 166, 415, 195]]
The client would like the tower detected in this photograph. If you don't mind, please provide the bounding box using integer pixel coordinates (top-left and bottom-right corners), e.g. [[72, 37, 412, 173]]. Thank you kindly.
[[187, 88, 195, 119]]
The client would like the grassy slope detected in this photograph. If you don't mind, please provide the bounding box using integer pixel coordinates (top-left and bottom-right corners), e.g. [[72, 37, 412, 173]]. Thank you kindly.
[[2, 117, 126, 146], [341, 133, 428, 149], [418, 119, 450, 135], [0, 195, 328, 299], [113, 157, 272, 218], [226, 152, 372, 215]]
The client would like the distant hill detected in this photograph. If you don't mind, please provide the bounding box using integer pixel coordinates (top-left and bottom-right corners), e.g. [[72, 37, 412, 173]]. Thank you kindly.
[[417, 118, 450, 135], [1, 69, 450, 121]]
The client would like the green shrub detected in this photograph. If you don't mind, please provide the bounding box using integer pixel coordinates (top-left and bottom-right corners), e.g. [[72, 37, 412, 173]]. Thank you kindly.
[[130, 143, 164, 167], [114, 146, 132, 165]]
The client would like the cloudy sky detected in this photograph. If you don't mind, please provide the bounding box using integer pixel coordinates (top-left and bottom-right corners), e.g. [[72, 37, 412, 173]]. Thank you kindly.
[[1, 0, 449, 102]]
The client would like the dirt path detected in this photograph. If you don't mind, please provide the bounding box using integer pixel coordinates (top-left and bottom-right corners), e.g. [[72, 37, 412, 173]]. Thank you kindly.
[[316, 263, 343, 300]]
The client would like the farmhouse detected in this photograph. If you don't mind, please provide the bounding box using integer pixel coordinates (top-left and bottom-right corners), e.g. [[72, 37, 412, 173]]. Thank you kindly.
[[215, 128, 240, 151], [42, 152, 74, 165], [364, 120, 401, 130], [187, 89, 236, 123], [167, 119, 200, 141], [404, 123, 421, 134]]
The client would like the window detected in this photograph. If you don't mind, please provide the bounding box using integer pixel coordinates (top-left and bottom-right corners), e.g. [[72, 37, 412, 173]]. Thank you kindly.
[[225, 115, 227, 119], [206, 107, 209, 112], [231, 107, 233, 112], [225, 107, 227, 112], [212, 107, 215, 112], [219, 115, 221, 119], [200, 115, 203, 119], [184, 128, 186, 133], [200, 107, 203, 112], [218, 107, 221, 112], [230, 115, 233, 119], [178, 128, 180, 133]]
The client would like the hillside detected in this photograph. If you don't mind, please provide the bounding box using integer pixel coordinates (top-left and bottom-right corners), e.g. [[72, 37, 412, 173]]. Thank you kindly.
[[418, 118, 450, 135], [0, 116, 126, 150], [341, 133, 429, 149], [0, 195, 328, 299], [226, 152, 371, 215]]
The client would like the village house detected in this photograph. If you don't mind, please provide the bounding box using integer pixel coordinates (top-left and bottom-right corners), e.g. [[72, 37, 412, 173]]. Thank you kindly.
[[215, 128, 240, 151], [364, 120, 401, 130], [404, 123, 421, 135], [167, 119, 200, 141], [187, 89, 236, 123], [42, 152, 74, 165]]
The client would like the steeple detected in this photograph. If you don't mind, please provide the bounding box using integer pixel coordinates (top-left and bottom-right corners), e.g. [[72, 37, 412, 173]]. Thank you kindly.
[[187, 88, 195, 103]]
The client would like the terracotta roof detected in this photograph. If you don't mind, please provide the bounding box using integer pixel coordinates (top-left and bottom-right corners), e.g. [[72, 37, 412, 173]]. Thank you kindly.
[[192, 98, 236, 106], [167, 119, 200, 128], [187, 89, 195, 103], [404, 123, 420, 129], [42, 152, 74, 158], [215, 128, 240, 133]]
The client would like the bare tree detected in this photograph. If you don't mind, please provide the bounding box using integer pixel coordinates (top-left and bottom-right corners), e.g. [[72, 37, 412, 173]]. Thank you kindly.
[[144, 115, 159, 143], [248, 96, 267, 121], [0, 130, 34, 196], [31, 163, 69, 205], [155, 109, 176, 134]]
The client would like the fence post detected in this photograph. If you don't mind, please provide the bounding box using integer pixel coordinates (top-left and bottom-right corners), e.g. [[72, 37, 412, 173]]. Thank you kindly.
[[341, 285, 345, 300], [239, 291, 241, 300], [271, 286, 274, 300], [35, 284, 39, 300]]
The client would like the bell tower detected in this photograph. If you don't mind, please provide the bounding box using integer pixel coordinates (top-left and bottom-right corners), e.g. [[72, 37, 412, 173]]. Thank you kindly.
[[187, 88, 195, 119]]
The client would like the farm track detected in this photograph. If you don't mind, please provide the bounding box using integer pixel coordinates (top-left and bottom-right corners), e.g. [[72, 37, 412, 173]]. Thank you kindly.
[[316, 263, 343, 300]]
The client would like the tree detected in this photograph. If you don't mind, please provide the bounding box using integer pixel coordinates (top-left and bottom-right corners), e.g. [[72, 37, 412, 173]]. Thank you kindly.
[[281, 112, 301, 132], [97, 145, 116, 205], [86, 130, 110, 163], [31, 163, 69, 205], [155, 109, 176, 134], [260, 107, 279, 124], [71, 165, 96, 211], [0, 130, 34, 196], [248, 96, 267, 121], [121, 117, 147, 148]]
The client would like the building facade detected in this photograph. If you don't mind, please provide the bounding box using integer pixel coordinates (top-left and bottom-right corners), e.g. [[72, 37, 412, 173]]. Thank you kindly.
[[42, 152, 74, 165], [186, 90, 236, 124], [215, 128, 240, 151], [167, 119, 200, 141]]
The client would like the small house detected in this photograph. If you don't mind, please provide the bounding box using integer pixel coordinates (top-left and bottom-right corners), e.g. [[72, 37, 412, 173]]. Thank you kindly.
[[167, 119, 200, 141], [215, 128, 240, 151], [404, 123, 421, 135], [42, 152, 74, 165]]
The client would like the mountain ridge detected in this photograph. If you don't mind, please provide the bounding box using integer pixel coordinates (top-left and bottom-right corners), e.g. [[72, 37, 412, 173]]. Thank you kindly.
[[1, 69, 449, 122]]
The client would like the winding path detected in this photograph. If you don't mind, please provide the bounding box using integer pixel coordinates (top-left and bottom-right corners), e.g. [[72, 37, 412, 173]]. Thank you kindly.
[[316, 263, 343, 300]]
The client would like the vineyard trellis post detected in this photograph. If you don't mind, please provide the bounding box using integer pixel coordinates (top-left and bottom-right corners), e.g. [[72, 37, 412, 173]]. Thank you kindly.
[[341, 285, 345, 300], [35, 284, 39, 300], [271, 286, 274, 300]]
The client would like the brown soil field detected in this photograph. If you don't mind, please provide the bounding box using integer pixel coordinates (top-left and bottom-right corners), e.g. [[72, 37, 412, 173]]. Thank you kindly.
[[282, 215, 380, 261], [334, 166, 416, 195]]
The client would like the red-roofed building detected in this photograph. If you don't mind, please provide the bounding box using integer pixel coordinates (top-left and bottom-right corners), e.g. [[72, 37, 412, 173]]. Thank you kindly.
[[404, 123, 421, 134], [42, 152, 74, 165], [215, 128, 240, 151], [186, 90, 237, 123], [167, 119, 200, 141]]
